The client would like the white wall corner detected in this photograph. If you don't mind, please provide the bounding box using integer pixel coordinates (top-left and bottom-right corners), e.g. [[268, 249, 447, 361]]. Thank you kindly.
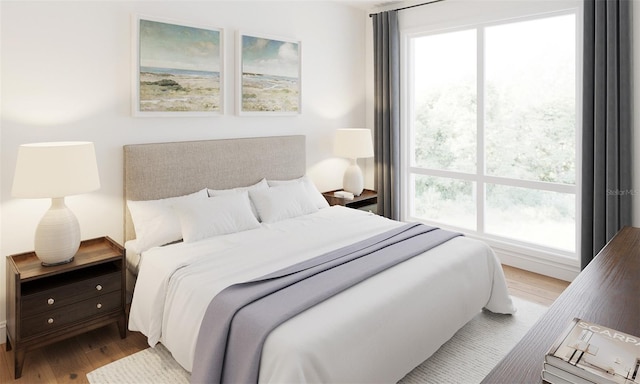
[[0, 321, 6, 345]]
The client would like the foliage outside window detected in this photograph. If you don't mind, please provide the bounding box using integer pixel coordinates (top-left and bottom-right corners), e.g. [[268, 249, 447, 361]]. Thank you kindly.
[[406, 12, 577, 254]]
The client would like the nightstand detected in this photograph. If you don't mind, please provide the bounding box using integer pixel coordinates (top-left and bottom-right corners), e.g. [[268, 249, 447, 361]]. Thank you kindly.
[[322, 189, 378, 213], [5, 236, 126, 379]]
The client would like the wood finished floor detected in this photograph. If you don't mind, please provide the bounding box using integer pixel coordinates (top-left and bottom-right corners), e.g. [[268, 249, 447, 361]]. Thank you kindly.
[[0, 265, 569, 383]]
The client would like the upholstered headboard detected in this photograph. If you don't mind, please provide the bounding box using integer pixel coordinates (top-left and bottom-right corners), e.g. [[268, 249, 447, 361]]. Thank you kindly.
[[123, 135, 306, 242]]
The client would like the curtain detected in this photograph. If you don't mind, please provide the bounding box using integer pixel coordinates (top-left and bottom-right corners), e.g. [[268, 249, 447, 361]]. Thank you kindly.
[[581, 0, 632, 269], [372, 10, 401, 220]]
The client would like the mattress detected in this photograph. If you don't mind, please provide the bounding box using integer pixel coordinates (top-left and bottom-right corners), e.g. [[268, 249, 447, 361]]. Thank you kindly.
[[128, 206, 515, 383]]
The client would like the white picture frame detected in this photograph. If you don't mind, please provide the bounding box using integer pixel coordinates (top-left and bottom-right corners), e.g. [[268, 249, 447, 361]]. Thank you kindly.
[[236, 32, 301, 115], [132, 15, 224, 117]]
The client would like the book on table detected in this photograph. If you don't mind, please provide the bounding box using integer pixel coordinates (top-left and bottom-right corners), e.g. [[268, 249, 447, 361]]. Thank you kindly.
[[543, 363, 604, 384], [543, 318, 640, 384], [542, 366, 586, 384]]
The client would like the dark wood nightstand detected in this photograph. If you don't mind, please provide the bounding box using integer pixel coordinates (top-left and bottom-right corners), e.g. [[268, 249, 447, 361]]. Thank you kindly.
[[5, 236, 126, 379], [322, 189, 378, 213]]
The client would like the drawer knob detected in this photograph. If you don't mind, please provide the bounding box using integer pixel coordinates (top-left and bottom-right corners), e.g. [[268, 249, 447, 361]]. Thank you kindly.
[[96, 303, 102, 309], [96, 284, 103, 291], [47, 298, 55, 305], [47, 318, 54, 324]]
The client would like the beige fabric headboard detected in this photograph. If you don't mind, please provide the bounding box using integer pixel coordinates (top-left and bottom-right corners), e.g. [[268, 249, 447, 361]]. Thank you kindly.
[[123, 135, 306, 242]]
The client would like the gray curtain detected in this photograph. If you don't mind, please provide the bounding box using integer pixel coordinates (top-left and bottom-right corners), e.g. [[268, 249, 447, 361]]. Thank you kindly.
[[581, 0, 632, 269], [372, 10, 400, 220]]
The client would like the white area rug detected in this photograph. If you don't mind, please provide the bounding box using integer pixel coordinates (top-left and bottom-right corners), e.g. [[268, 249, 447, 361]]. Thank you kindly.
[[398, 296, 547, 384], [87, 297, 546, 384]]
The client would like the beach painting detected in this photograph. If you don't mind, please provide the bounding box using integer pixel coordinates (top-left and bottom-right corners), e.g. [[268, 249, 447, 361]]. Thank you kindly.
[[238, 33, 301, 115], [134, 16, 223, 116]]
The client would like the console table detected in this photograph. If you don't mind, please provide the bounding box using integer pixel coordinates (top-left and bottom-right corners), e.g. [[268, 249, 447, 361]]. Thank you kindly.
[[482, 226, 640, 383]]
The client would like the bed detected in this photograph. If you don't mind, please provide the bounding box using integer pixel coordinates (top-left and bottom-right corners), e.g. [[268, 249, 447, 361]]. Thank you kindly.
[[124, 135, 515, 383]]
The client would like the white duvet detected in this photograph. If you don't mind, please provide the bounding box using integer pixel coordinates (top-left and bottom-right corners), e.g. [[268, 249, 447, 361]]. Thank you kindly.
[[129, 206, 515, 383]]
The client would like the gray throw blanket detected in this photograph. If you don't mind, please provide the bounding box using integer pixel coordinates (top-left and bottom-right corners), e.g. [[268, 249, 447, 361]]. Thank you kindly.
[[190, 223, 461, 384]]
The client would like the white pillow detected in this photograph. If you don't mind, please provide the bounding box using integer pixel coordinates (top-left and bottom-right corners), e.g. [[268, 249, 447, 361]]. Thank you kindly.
[[249, 182, 319, 223], [208, 179, 268, 220], [127, 189, 208, 252], [174, 192, 260, 243], [267, 175, 329, 209]]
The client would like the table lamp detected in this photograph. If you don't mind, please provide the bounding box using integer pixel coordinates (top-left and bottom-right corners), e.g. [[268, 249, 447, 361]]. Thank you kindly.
[[12, 142, 100, 266], [334, 129, 374, 196]]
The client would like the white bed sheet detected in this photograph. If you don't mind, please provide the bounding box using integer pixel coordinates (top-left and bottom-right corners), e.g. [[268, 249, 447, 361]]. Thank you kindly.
[[129, 206, 515, 383], [124, 240, 142, 275]]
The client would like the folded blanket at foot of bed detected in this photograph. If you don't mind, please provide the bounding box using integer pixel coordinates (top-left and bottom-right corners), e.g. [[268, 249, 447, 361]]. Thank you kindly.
[[191, 223, 461, 384]]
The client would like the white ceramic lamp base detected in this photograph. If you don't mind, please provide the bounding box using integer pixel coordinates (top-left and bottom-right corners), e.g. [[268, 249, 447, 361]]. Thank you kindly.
[[34, 197, 80, 266], [343, 160, 364, 196]]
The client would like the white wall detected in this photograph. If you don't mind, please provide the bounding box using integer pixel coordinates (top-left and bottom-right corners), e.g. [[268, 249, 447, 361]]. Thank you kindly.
[[0, 1, 370, 340]]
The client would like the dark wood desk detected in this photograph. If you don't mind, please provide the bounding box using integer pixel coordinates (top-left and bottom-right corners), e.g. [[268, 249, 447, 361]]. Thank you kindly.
[[481, 226, 640, 383]]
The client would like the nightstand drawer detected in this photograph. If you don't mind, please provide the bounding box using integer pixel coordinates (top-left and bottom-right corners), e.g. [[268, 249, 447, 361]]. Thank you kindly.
[[21, 270, 121, 318], [21, 290, 122, 338]]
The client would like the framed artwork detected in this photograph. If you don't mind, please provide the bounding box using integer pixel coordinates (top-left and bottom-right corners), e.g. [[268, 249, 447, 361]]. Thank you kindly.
[[237, 32, 301, 115], [132, 15, 223, 116]]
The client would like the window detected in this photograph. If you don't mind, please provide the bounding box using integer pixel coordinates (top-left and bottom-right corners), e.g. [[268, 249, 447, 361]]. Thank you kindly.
[[405, 12, 577, 257]]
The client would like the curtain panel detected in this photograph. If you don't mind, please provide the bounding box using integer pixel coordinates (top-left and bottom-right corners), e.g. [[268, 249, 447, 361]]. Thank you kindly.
[[581, 0, 633, 269], [372, 10, 401, 220]]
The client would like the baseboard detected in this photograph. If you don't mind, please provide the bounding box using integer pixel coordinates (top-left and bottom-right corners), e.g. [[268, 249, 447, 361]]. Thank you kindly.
[[492, 245, 579, 282]]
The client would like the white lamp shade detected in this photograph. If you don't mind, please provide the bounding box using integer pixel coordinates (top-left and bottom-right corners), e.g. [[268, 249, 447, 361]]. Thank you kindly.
[[334, 129, 374, 159], [12, 141, 100, 198]]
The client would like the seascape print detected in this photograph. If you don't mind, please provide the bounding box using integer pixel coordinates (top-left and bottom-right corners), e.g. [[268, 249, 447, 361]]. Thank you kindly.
[[138, 19, 221, 114], [241, 35, 300, 114]]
